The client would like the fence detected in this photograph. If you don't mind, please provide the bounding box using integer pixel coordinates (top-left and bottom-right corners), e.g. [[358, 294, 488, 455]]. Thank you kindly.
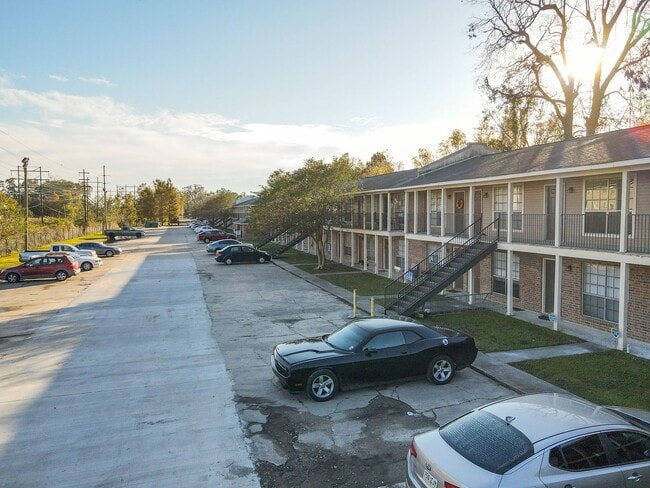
[[1, 222, 105, 257]]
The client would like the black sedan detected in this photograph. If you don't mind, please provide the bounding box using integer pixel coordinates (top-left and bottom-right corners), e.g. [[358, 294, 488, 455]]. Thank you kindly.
[[75, 241, 122, 257], [215, 244, 271, 264], [271, 317, 478, 401]]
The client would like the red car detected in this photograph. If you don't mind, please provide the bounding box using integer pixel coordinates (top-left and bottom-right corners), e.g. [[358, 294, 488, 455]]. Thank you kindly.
[[0, 255, 80, 283], [197, 230, 237, 243]]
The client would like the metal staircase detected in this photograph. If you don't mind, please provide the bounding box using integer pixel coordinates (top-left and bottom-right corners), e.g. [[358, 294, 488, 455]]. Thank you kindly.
[[255, 229, 286, 248], [271, 233, 309, 258], [384, 218, 501, 316]]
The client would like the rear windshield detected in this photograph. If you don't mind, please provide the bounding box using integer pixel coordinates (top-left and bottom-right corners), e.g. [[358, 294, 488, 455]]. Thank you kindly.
[[440, 410, 533, 474]]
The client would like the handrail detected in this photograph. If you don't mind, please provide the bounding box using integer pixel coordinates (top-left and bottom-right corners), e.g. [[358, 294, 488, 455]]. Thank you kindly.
[[384, 217, 501, 312]]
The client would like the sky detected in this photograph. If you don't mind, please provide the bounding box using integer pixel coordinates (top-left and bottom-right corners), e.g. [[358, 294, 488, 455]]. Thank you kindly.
[[0, 1, 485, 195]]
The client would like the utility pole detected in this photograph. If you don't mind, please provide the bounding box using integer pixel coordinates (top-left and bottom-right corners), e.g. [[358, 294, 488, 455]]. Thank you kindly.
[[79, 169, 90, 227], [103, 165, 108, 229], [36, 166, 49, 223], [22, 157, 29, 250]]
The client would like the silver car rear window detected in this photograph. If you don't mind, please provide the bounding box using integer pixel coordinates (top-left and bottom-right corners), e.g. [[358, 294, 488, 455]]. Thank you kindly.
[[440, 410, 534, 474]]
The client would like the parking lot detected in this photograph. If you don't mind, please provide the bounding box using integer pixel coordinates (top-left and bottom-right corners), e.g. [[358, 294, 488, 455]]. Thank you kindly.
[[0, 227, 514, 487]]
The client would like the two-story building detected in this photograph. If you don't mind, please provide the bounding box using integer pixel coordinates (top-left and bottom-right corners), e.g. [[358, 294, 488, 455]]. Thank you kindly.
[[319, 125, 650, 351]]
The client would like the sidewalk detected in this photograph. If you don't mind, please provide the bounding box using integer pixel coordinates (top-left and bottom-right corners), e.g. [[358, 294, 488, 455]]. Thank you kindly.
[[273, 259, 649, 396]]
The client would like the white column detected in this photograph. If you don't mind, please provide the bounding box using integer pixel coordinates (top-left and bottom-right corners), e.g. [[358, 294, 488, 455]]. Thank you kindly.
[[371, 195, 376, 231], [339, 232, 343, 263], [351, 231, 356, 266], [618, 262, 629, 351], [374, 236, 379, 274], [363, 234, 368, 271], [469, 186, 475, 238], [553, 256, 562, 331], [507, 182, 513, 244], [620, 171, 629, 253], [330, 229, 334, 260], [404, 191, 410, 233], [506, 249, 514, 316], [555, 178, 562, 248], [387, 192, 392, 232], [426, 190, 431, 236], [441, 188, 447, 237], [388, 236, 393, 278]]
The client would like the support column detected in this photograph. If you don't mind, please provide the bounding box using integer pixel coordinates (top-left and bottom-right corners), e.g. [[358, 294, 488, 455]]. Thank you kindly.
[[426, 190, 431, 236], [507, 182, 513, 244], [618, 262, 629, 351], [387, 192, 392, 232], [553, 256, 562, 331], [339, 232, 344, 263], [506, 249, 514, 316], [363, 234, 368, 271], [388, 236, 393, 278], [374, 236, 379, 274], [555, 178, 562, 248], [404, 191, 410, 233], [330, 229, 334, 260], [351, 232, 356, 266], [371, 195, 376, 231], [441, 189, 447, 237], [620, 171, 629, 253]]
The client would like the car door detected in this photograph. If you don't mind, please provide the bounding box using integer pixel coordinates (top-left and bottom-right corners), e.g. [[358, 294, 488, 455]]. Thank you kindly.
[[228, 246, 244, 263], [603, 430, 650, 487], [540, 434, 626, 487], [20, 257, 47, 279], [356, 331, 410, 382]]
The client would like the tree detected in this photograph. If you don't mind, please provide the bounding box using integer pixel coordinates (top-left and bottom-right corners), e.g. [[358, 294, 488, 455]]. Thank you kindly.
[[182, 184, 208, 216], [470, 0, 650, 139], [411, 147, 434, 168], [136, 186, 156, 221], [0, 192, 22, 242], [361, 150, 397, 177], [152, 179, 181, 224], [250, 155, 361, 269], [436, 129, 467, 158], [193, 190, 237, 225]]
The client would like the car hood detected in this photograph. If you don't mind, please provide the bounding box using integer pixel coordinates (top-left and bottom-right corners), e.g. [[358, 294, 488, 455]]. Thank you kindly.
[[275, 336, 347, 365]]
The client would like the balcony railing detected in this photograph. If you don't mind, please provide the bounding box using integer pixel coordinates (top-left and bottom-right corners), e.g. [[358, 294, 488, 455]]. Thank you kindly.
[[336, 211, 650, 255]]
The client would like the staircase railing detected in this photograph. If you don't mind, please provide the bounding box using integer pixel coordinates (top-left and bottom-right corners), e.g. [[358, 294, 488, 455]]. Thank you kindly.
[[271, 233, 309, 258], [255, 229, 286, 248], [384, 217, 501, 312]]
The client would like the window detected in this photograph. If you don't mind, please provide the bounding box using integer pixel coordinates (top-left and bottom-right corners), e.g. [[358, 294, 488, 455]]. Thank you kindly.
[[364, 332, 406, 350], [604, 431, 650, 464], [549, 435, 611, 471], [494, 185, 522, 230], [584, 177, 622, 234], [492, 252, 519, 298], [430, 190, 442, 226], [582, 263, 619, 322]]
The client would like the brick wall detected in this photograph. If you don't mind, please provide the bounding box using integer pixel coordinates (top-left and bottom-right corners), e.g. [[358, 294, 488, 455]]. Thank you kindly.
[[628, 265, 650, 342]]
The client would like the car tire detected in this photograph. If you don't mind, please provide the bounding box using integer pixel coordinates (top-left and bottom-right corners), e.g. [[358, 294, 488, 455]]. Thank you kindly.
[[204, 238, 211, 244], [258, 257, 267, 264], [136, 233, 143, 238], [307, 369, 338, 402], [105, 250, 114, 257], [107, 233, 116, 240], [427, 355, 455, 385], [54, 270, 69, 281], [6, 272, 20, 283], [225, 257, 233, 265], [81, 262, 93, 271]]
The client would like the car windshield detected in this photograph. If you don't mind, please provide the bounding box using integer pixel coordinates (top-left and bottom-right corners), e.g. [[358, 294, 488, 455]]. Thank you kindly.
[[440, 410, 534, 475], [325, 323, 366, 351]]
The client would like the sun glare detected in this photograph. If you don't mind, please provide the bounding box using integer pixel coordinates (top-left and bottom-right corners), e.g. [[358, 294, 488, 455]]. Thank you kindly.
[[560, 45, 604, 83]]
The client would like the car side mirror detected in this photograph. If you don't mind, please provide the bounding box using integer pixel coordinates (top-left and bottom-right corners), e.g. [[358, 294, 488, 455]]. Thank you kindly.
[[363, 347, 377, 356]]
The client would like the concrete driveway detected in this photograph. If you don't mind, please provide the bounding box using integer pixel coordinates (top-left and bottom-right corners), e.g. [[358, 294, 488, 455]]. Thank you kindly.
[[0, 227, 514, 487]]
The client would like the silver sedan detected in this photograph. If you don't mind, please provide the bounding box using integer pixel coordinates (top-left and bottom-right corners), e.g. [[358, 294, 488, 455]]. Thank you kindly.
[[406, 393, 650, 488]]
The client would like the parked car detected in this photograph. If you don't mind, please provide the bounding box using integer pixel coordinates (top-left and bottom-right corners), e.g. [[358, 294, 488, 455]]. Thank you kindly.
[[1, 255, 80, 283], [103, 227, 145, 240], [19, 243, 96, 262], [75, 241, 122, 257], [406, 393, 650, 488], [215, 244, 271, 265], [206, 239, 241, 254], [271, 317, 478, 401], [47, 251, 102, 272], [197, 229, 236, 243]]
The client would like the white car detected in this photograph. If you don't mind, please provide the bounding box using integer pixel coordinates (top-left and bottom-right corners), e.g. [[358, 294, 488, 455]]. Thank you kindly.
[[407, 393, 650, 488], [47, 251, 102, 272]]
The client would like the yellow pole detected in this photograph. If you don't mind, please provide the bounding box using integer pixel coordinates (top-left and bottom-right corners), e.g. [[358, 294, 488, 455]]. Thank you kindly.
[[370, 297, 375, 317], [352, 289, 357, 318]]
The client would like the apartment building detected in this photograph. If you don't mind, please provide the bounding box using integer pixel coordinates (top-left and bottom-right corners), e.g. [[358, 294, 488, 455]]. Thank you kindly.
[[322, 125, 650, 350]]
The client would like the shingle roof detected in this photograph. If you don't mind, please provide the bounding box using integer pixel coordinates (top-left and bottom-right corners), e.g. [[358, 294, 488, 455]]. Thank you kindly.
[[358, 125, 650, 192]]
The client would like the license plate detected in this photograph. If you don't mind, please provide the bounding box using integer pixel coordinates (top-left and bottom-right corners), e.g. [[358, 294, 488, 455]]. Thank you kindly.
[[422, 469, 438, 488]]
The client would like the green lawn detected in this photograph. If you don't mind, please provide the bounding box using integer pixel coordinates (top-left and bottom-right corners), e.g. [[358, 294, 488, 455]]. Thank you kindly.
[[514, 351, 650, 409], [0, 232, 108, 268], [427, 310, 582, 353]]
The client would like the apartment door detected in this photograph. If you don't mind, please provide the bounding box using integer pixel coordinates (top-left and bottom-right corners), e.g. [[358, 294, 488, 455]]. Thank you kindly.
[[543, 259, 555, 314], [545, 186, 556, 241], [454, 191, 466, 233]]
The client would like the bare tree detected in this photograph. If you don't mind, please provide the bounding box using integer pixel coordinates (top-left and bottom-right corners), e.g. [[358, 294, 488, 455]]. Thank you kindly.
[[469, 0, 650, 139]]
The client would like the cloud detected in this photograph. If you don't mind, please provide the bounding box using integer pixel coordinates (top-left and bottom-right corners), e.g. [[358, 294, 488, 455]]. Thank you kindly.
[[0, 87, 470, 193], [49, 74, 68, 82], [79, 77, 112, 87]]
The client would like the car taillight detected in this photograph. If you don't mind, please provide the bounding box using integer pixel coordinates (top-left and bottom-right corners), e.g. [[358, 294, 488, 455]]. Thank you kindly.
[[409, 439, 417, 458], [444, 483, 460, 488]]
